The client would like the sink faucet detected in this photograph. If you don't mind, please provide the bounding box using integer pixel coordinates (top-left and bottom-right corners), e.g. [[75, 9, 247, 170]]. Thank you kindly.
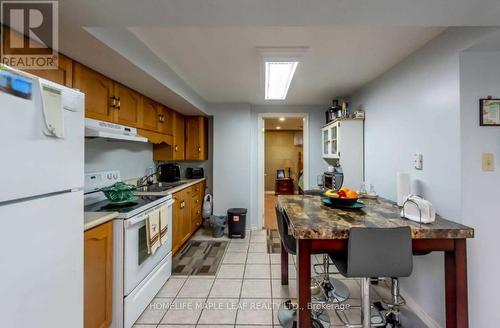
[[137, 168, 156, 187]]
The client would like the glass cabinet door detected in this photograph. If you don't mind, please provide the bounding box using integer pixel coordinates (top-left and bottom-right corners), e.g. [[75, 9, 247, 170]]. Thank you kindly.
[[329, 123, 338, 156], [322, 129, 329, 156]]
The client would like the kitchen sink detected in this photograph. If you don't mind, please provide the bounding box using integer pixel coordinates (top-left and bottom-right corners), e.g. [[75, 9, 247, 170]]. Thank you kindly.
[[135, 181, 185, 193]]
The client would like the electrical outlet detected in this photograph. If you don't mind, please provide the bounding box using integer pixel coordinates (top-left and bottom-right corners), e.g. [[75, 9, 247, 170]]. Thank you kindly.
[[413, 153, 423, 170], [482, 153, 495, 172]]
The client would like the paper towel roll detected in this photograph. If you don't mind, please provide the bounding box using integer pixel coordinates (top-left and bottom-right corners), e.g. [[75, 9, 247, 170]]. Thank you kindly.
[[397, 172, 411, 206]]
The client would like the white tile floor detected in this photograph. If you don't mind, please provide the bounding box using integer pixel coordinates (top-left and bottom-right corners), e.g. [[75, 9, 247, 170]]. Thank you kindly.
[[134, 228, 426, 327]]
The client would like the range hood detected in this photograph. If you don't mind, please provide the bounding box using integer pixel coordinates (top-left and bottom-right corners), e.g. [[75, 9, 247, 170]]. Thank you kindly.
[[85, 118, 148, 142]]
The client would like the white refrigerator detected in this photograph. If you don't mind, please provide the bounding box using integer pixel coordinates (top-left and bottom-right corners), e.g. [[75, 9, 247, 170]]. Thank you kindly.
[[0, 66, 85, 328]]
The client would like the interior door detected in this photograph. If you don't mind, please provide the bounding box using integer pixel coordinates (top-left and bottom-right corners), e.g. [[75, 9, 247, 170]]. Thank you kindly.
[[114, 83, 140, 127], [73, 62, 114, 122]]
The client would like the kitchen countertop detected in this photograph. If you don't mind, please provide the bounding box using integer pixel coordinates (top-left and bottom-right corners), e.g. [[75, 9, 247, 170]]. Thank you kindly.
[[278, 195, 474, 239], [134, 178, 206, 196], [84, 212, 119, 231]]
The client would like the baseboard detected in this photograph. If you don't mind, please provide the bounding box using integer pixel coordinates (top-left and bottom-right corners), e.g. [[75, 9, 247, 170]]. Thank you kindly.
[[400, 287, 442, 328]]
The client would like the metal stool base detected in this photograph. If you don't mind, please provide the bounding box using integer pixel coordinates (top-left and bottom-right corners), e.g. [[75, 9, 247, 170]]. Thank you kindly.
[[311, 276, 350, 303], [278, 300, 331, 328]]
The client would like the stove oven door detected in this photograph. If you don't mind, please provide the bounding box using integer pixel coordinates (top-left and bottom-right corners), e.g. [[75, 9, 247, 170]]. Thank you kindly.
[[123, 200, 173, 296]]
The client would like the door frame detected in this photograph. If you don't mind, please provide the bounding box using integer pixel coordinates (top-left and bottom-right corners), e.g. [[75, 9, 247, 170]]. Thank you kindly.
[[257, 112, 309, 229]]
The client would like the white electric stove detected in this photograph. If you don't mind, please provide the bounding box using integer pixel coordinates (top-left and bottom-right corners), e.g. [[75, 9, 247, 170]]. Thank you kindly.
[[84, 171, 173, 328]]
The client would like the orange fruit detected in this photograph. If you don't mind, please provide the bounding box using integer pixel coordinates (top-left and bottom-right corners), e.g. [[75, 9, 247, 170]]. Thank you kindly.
[[340, 186, 350, 192], [346, 191, 359, 199]]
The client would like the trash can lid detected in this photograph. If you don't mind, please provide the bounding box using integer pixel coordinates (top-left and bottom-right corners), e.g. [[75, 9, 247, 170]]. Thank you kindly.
[[227, 208, 247, 215]]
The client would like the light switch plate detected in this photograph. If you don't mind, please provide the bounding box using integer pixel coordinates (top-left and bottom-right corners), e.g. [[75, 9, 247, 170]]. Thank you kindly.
[[414, 153, 423, 170], [482, 153, 495, 172]]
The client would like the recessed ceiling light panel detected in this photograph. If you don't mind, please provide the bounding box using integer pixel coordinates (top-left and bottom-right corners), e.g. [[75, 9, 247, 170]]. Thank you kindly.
[[265, 61, 298, 100], [258, 47, 308, 101], [279, 117, 286, 121]]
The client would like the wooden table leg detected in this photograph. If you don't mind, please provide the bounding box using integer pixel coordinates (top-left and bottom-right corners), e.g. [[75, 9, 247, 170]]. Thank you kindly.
[[445, 239, 469, 328], [455, 239, 468, 327], [297, 239, 311, 328], [281, 241, 289, 285]]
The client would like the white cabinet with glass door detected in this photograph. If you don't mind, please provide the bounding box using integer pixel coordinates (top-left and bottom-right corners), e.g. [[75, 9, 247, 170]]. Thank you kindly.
[[321, 119, 364, 188], [321, 121, 341, 158]]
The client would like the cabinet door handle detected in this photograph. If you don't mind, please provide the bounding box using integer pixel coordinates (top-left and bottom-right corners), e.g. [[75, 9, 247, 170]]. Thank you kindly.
[[175, 145, 178, 152], [111, 96, 116, 110], [198, 146, 201, 153], [116, 97, 121, 110]]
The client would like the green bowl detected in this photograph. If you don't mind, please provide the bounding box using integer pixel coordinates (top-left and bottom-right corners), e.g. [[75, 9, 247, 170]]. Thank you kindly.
[[100, 182, 137, 203]]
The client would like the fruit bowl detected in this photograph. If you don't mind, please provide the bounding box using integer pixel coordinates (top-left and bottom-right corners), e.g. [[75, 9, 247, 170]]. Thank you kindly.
[[324, 196, 359, 207], [323, 187, 359, 206], [100, 182, 137, 203]]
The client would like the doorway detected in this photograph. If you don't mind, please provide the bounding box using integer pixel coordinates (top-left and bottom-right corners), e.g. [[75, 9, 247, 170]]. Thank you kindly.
[[257, 113, 309, 229]]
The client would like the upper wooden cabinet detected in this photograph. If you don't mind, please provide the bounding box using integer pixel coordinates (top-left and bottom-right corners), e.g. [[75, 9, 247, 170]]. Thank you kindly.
[[114, 83, 140, 127], [24, 54, 73, 87], [185, 116, 208, 161], [73, 63, 115, 122], [1, 26, 73, 87], [139, 99, 174, 136], [84, 222, 113, 328], [73, 63, 140, 127], [173, 112, 185, 161], [139, 97, 162, 132]]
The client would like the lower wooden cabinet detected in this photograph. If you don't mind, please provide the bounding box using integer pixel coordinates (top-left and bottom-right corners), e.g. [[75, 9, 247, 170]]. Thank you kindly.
[[172, 181, 206, 254], [84, 222, 113, 328]]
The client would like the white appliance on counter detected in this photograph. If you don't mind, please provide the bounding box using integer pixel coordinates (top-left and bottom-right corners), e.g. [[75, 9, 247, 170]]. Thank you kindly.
[[0, 66, 85, 327], [84, 171, 173, 328]]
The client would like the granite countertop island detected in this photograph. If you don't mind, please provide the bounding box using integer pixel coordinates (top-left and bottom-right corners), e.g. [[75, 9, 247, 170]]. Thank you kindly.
[[278, 195, 474, 239]]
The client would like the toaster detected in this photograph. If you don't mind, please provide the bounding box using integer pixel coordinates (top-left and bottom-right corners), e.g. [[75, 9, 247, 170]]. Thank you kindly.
[[186, 167, 204, 179], [157, 163, 181, 182], [401, 195, 436, 224]]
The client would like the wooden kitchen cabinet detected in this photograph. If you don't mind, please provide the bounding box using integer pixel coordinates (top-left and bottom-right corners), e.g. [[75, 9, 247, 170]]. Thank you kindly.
[[1, 26, 73, 87], [172, 181, 206, 254], [73, 63, 115, 122], [25, 54, 73, 87], [73, 63, 140, 127], [84, 221, 113, 328], [139, 97, 162, 132], [185, 116, 208, 161], [114, 83, 140, 127], [173, 112, 185, 160]]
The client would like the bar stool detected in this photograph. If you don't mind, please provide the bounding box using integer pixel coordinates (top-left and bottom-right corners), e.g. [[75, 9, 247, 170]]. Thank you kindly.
[[329, 227, 413, 328], [276, 204, 347, 327], [301, 190, 350, 303]]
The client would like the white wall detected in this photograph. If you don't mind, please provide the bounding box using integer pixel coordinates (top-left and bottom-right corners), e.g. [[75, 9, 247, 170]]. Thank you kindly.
[[85, 139, 154, 180], [208, 103, 327, 227], [459, 50, 500, 327], [208, 103, 253, 219], [350, 27, 498, 326]]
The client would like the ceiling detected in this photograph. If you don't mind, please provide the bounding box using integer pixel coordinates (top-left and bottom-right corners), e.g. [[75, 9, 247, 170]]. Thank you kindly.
[[131, 26, 444, 104], [264, 117, 303, 130], [50, 0, 500, 112]]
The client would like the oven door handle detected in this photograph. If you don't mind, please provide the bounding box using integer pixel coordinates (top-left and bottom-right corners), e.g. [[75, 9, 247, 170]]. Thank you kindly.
[[124, 200, 174, 228], [125, 212, 149, 228]]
